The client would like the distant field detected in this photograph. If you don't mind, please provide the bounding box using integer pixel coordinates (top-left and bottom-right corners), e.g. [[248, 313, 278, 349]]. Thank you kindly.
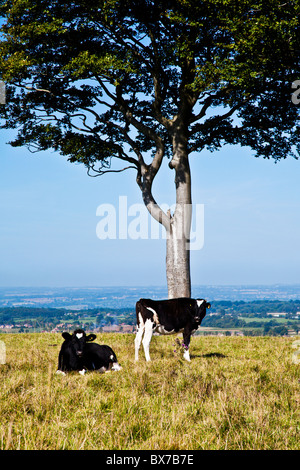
[[0, 333, 299, 450]]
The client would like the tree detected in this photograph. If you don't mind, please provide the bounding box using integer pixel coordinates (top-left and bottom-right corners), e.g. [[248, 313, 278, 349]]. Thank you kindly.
[[0, 0, 299, 298]]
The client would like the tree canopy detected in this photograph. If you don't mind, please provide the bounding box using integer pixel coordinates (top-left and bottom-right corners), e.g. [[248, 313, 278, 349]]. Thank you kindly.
[[1, 0, 299, 173]]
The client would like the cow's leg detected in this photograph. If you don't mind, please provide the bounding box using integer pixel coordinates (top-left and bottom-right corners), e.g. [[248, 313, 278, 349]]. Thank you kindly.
[[135, 315, 145, 361], [142, 318, 154, 362], [183, 347, 190, 362], [182, 330, 191, 362]]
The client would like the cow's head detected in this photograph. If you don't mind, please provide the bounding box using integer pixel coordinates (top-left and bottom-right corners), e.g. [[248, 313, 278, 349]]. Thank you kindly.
[[62, 329, 96, 357], [194, 299, 211, 323]]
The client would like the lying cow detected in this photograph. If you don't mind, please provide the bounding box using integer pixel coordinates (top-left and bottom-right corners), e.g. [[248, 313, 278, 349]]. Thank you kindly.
[[56, 329, 121, 375], [135, 297, 211, 362]]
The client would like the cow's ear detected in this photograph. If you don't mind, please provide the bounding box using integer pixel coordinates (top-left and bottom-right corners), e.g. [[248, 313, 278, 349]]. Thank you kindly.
[[62, 332, 72, 340], [86, 334, 97, 342], [206, 302, 211, 309]]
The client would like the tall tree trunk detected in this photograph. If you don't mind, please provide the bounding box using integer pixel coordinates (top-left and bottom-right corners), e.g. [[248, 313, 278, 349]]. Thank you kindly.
[[166, 204, 192, 299], [166, 123, 192, 299]]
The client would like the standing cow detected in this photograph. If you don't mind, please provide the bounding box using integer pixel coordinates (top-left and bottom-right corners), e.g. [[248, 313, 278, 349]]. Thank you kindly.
[[135, 297, 211, 361], [57, 329, 121, 375]]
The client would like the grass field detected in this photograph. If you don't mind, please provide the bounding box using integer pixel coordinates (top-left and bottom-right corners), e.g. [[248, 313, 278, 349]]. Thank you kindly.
[[0, 332, 299, 450]]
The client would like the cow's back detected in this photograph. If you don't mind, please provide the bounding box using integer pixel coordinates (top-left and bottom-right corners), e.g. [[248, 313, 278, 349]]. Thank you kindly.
[[138, 297, 196, 331], [83, 343, 117, 370]]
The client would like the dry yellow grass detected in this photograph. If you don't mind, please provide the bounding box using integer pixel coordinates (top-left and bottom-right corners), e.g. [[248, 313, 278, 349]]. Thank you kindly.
[[0, 332, 299, 450]]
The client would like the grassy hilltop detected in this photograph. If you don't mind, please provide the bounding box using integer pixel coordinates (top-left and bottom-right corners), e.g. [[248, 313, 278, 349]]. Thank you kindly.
[[0, 333, 299, 450]]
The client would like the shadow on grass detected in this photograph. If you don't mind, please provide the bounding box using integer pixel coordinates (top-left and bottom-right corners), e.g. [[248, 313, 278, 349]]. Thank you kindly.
[[191, 352, 228, 359]]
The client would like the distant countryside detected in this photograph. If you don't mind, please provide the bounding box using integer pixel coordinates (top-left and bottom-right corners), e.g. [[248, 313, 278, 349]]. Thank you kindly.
[[1, 286, 300, 337]]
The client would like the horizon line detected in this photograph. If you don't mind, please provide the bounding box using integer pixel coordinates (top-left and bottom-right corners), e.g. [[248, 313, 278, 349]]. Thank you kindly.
[[1, 283, 300, 289]]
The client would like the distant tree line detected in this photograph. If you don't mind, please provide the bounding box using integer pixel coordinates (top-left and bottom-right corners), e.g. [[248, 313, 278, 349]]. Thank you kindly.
[[0, 301, 299, 336], [0, 307, 135, 330], [208, 300, 300, 316], [204, 300, 300, 336]]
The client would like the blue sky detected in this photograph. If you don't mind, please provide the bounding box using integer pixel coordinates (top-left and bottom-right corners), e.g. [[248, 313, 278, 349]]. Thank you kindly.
[[1, 126, 300, 288]]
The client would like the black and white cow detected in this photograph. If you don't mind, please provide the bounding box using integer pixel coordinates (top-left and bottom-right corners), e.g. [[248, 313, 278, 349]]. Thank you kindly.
[[56, 329, 121, 375], [135, 298, 210, 362]]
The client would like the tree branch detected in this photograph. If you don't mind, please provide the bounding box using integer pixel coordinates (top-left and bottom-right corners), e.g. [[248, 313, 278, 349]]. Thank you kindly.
[[136, 164, 171, 231], [189, 94, 217, 123], [87, 163, 137, 177], [189, 102, 241, 140]]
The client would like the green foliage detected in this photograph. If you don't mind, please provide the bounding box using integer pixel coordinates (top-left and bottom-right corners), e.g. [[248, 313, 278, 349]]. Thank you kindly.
[[0, 0, 299, 172], [0, 306, 136, 332]]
